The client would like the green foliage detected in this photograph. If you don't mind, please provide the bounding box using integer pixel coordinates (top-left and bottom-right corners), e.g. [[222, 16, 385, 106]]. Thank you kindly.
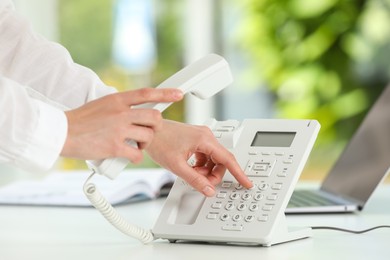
[[58, 0, 113, 71], [237, 0, 389, 155]]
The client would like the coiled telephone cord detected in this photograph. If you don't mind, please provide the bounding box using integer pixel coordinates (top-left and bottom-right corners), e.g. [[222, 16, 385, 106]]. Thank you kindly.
[[83, 171, 155, 244]]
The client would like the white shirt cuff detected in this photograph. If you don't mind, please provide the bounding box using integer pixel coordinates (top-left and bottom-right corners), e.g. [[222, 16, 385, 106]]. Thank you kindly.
[[16, 100, 68, 171]]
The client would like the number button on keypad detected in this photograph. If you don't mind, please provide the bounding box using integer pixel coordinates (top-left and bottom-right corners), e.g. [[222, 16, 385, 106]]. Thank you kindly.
[[225, 203, 235, 211], [230, 192, 240, 200]]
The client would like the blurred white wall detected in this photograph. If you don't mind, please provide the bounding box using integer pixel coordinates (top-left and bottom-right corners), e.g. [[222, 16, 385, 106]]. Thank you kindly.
[[183, 0, 217, 125], [13, 0, 58, 41]]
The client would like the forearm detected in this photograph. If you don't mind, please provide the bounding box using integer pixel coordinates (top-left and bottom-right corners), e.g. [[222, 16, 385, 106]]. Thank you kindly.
[[0, 1, 116, 110]]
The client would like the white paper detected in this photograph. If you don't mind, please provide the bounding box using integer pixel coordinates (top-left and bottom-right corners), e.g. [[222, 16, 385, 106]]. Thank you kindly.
[[0, 168, 176, 206]]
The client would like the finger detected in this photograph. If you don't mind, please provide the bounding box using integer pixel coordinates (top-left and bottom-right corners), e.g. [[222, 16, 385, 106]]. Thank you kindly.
[[173, 160, 216, 197], [191, 153, 208, 167], [208, 164, 226, 186], [194, 163, 226, 186], [120, 88, 183, 106], [125, 125, 154, 147], [120, 144, 144, 164], [200, 143, 253, 189], [127, 109, 163, 130]]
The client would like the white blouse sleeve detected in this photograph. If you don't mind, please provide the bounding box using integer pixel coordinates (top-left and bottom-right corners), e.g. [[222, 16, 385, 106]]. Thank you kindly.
[[0, 76, 68, 171], [0, 1, 117, 171], [0, 1, 117, 110]]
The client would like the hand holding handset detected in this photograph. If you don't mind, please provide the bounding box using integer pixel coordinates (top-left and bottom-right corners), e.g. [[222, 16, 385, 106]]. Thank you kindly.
[[84, 54, 233, 243], [86, 54, 232, 180]]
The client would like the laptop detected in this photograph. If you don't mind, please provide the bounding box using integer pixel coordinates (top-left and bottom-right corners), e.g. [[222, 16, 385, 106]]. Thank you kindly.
[[286, 84, 390, 213]]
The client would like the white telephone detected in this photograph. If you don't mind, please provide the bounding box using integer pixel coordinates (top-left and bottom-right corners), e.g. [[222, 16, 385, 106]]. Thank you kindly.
[[84, 54, 320, 246], [153, 118, 320, 246]]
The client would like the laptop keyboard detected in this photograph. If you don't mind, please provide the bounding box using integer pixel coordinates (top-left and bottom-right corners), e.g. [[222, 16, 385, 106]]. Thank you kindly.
[[288, 190, 341, 208]]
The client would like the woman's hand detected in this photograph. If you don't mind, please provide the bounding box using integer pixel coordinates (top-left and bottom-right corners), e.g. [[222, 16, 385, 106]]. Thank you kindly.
[[146, 120, 253, 196], [61, 88, 183, 163]]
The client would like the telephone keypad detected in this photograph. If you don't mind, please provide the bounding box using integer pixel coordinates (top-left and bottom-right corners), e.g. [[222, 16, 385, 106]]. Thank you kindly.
[[206, 179, 285, 231], [202, 144, 296, 233]]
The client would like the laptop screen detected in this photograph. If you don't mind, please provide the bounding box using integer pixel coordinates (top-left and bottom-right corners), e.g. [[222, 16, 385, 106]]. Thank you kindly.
[[321, 84, 390, 206]]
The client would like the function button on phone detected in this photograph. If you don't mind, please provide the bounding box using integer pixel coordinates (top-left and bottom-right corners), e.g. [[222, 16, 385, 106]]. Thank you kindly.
[[283, 159, 293, 164], [222, 225, 243, 231], [216, 191, 227, 198], [272, 183, 283, 190], [253, 163, 268, 171], [206, 213, 218, 219], [211, 202, 222, 209], [258, 214, 269, 222], [262, 204, 274, 211], [221, 181, 233, 188], [267, 194, 278, 201], [275, 152, 284, 156], [245, 160, 276, 177]]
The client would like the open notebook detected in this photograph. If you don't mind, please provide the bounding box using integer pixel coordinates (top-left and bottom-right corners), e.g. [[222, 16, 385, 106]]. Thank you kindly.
[[0, 168, 176, 206]]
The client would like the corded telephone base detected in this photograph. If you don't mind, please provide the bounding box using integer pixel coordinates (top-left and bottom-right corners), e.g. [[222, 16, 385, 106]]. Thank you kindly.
[[153, 119, 319, 247], [163, 215, 311, 247], [261, 215, 311, 247]]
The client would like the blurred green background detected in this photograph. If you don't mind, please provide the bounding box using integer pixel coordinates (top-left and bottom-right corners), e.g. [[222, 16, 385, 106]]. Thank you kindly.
[[56, 0, 390, 180]]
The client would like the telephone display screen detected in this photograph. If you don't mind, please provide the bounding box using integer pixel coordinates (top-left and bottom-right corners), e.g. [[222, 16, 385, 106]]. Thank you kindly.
[[251, 131, 296, 147]]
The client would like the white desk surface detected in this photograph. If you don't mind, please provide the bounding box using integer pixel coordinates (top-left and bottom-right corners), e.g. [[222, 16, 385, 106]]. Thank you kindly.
[[1, 183, 389, 260]]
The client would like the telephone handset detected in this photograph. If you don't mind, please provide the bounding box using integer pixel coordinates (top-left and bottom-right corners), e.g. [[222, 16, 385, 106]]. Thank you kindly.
[[86, 53, 232, 180]]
